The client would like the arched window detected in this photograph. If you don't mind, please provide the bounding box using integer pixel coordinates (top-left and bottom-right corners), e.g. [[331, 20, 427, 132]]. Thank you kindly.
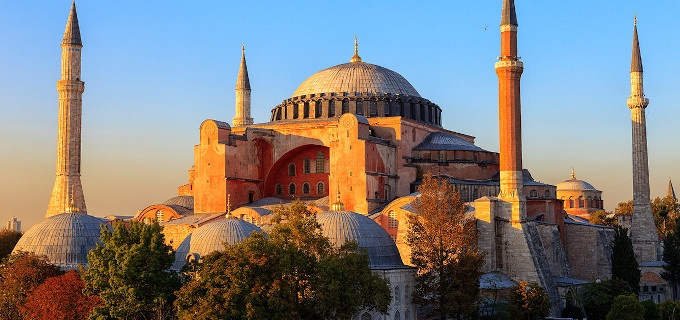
[[316, 151, 325, 173], [315, 100, 322, 117], [578, 196, 584, 208], [356, 99, 363, 115], [405, 310, 410, 320], [361, 313, 372, 320], [303, 158, 311, 174], [398, 100, 404, 116], [370, 100, 378, 116], [420, 104, 425, 121], [395, 286, 401, 303], [289, 183, 296, 195], [438, 151, 445, 162], [292, 103, 299, 119], [384, 100, 391, 116], [275, 184, 283, 195], [410, 103, 416, 119], [303, 182, 310, 195], [317, 182, 325, 194], [288, 163, 296, 176], [303, 101, 310, 118], [569, 197, 574, 208], [384, 185, 392, 200], [545, 190, 551, 198], [388, 211, 398, 229], [156, 210, 164, 222], [394, 310, 400, 320], [405, 285, 410, 301], [342, 99, 349, 114], [329, 100, 336, 117], [530, 190, 538, 198], [284, 105, 288, 119]]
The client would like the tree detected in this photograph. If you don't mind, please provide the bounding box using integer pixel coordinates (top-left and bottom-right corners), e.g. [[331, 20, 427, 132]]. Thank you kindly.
[[653, 196, 680, 235], [640, 299, 660, 320], [0, 252, 62, 320], [21, 270, 100, 320], [174, 200, 391, 320], [590, 210, 617, 227], [612, 226, 641, 294], [0, 229, 22, 261], [605, 294, 644, 320], [407, 174, 485, 320], [663, 216, 680, 300], [581, 278, 632, 320], [617, 200, 635, 216], [659, 300, 680, 320], [507, 281, 551, 320], [83, 220, 180, 320]]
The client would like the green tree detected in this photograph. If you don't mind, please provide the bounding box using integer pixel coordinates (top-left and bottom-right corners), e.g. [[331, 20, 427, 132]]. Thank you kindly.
[[407, 174, 485, 320], [0, 229, 23, 261], [640, 299, 660, 320], [663, 216, 680, 300], [605, 294, 644, 320], [659, 300, 680, 320], [83, 220, 180, 320], [174, 200, 391, 320], [0, 252, 62, 320], [507, 281, 551, 320], [612, 226, 641, 294], [582, 278, 632, 320], [617, 200, 635, 216], [653, 196, 680, 235], [590, 210, 617, 227]]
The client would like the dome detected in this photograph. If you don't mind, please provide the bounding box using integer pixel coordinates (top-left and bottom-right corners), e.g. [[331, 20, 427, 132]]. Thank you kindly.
[[316, 210, 403, 268], [556, 178, 598, 191], [12, 213, 109, 270], [162, 195, 194, 210], [291, 62, 420, 98], [413, 132, 488, 152], [173, 218, 261, 269]]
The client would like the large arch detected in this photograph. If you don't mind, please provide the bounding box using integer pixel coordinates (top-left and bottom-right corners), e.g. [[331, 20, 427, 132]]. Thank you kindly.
[[264, 144, 330, 198]]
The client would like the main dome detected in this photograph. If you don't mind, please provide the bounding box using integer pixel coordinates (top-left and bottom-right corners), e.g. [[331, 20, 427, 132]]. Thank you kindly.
[[291, 62, 421, 98]]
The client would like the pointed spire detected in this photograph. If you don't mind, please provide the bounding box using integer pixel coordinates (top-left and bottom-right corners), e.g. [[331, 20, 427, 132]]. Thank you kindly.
[[571, 168, 575, 179], [62, 1, 82, 46], [236, 44, 251, 91], [501, 0, 518, 26], [668, 179, 677, 199], [350, 36, 362, 63], [631, 15, 643, 73]]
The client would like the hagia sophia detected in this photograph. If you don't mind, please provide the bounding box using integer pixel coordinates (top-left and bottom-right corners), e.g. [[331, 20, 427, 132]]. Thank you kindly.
[[10, 0, 677, 317]]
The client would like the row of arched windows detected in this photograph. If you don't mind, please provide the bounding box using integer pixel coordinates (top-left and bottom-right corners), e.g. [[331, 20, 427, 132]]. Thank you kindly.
[[275, 182, 325, 196], [563, 196, 603, 209], [288, 151, 325, 176]]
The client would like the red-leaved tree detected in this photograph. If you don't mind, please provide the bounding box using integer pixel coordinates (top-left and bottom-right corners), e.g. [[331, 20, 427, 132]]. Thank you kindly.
[[0, 252, 62, 320], [21, 270, 101, 320]]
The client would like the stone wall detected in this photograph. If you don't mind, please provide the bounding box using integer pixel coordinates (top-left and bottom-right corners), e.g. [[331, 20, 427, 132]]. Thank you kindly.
[[564, 221, 614, 281]]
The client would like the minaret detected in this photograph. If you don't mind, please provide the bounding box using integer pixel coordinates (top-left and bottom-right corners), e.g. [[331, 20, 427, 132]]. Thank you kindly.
[[495, 0, 525, 221], [233, 45, 253, 127], [668, 179, 676, 200], [627, 16, 656, 262], [46, 1, 87, 218]]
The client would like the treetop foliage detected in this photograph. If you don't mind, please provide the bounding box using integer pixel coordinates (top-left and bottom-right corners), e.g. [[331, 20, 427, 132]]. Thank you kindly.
[[22, 270, 101, 320], [611, 226, 641, 295], [0, 229, 23, 261], [0, 252, 62, 320]]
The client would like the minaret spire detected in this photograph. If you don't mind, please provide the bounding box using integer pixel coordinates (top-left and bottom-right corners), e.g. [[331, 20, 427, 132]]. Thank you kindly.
[[350, 36, 362, 63], [501, 0, 518, 26], [627, 16, 656, 263], [233, 45, 253, 127], [47, 1, 87, 217], [668, 179, 676, 200]]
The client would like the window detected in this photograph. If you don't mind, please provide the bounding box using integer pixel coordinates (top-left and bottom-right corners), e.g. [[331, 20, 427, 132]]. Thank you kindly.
[[317, 182, 325, 194], [248, 191, 254, 203], [370, 100, 378, 116], [275, 184, 283, 195], [284, 105, 288, 119], [395, 286, 401, 303], [384, 100, 391, 116], [384, 185, 391, 200], [289, 183, 296, 195], [405, 285, 410, 301], [530, 190, 538, 198], [410, 103, 415, 119], [405, 310, 410, 320], [578, 196, 584, 208], [303, 182, 310, 195], [303, 101, 310, 118], [438, 151, 445, 162], [569, 198, 574, 208], [329, 100, 336, 117], [288, 163, 296, 176], [394, 310, 400, 320], [156, 210, 164, 222], [473, 188, 478, 199], [342, 99, 349, 114], [303, 158, 311, 174], [356, 99, 363, 115], [316, 151, 325, 173], [420, 104, 425, 120], [315, 100, 322, 117], [293, 103, 299, 119], [143, 217, 151, 225], [545, 190, 551, 198], [388, 211, 398, 229]]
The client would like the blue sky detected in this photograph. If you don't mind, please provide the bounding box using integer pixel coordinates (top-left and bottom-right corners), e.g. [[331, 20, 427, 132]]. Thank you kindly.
[[1, 0, 679, 229]]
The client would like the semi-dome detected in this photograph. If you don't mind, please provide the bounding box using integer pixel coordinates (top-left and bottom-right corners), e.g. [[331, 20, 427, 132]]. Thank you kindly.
[[12, 213, 109, 270], [316, 210, 403, 268], [292, 62, 421, 98], [162, 195, 194, 210], [556, 171, 599, 191], [173, 217, 261, 269]]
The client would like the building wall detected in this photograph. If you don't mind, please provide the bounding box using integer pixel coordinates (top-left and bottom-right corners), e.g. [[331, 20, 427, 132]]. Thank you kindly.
[[557, 189, 603, 220], [564, 222, 614, 280]]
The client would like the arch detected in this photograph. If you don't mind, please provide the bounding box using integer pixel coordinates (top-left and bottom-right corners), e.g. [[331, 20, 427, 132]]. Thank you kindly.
[[587, 196, 593, 208], [530, 190, 538, 198], [410, 102, 416, 119], [303, 101, 310, 118], [289, 183, 296, 195], [315, 100, 322, 118], [303, 157, 311, 174], [384, 99, 391, 116], [302, 182, 310, 195], [420, 104, 425, 121], [545, 190, 551, 198], [405, 310, 410, 320], [569, 197, 574, 208], [317, 182, 325, 194], [275, 184, 283, 196], [395, 285, 401, 303], [329, 100, 336, 117], [388, 211, 398, 229], [578, 196, 584, 208], [342, 98, 349, 114], [288, 163, 296, 176], [264, 144, 330, 197], [394, 310, 400, 320], [370, 99, 378, 116], [316, 151, 325, 173], [398, 100, 404, 116], [356, 99, 364, 115], [156, 210, 164, 222], [292, 102, 299, 119]]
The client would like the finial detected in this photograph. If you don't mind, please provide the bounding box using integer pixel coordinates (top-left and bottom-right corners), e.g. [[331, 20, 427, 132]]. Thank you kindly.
[[242, 43, 245, 53], [66, 186, 79, 213], [331, 188, 345, 211], [571, 168, 575, 179], [225, 194, 233, 218], [350, 36, 362, 63], [634, 14, 637, 26]]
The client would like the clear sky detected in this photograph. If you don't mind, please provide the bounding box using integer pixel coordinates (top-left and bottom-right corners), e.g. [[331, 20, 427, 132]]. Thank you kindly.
[[1, 0, 678, 230]]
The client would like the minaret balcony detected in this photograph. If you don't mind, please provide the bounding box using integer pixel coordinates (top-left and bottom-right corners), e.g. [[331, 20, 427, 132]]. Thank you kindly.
[[494, 60, 523, 69], [627, 97, 649, 109]]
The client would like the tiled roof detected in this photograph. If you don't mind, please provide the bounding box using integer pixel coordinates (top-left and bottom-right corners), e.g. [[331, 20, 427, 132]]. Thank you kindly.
[[631, 24, 643, 73], [413, 132, 488, 152], [162, 195, 194, 210], [12, 213, 110, 270], [161, 212, 225, 226], [292, 62, 420, 98]]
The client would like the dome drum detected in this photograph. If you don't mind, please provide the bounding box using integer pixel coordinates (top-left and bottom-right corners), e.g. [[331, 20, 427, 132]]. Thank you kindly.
[[270, 93, 442, 127]]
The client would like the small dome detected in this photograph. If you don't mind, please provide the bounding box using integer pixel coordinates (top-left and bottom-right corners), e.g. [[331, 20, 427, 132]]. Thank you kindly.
[[316, 210, 403, 268], [556, 179, 597, 191], [162, 195, 194, 210], [12, 213, 109, 270], [173, 218, 261, 269], [291, 62, 420, 98]]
